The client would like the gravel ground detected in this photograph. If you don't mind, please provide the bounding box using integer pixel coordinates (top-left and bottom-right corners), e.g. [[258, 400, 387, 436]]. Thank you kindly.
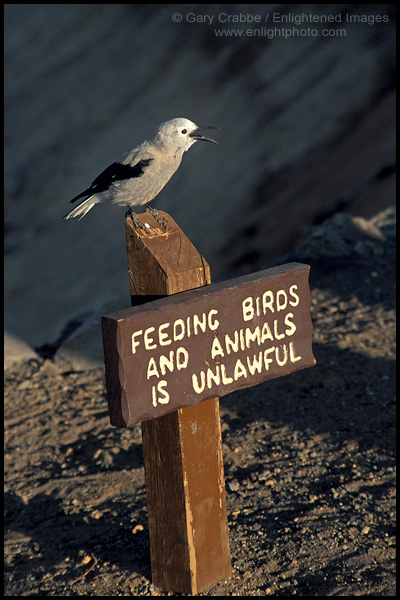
[[4, 209, 396, 596]]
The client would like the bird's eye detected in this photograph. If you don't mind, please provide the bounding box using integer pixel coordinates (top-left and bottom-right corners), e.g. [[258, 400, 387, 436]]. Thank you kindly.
[[181, 129, 187, 134]]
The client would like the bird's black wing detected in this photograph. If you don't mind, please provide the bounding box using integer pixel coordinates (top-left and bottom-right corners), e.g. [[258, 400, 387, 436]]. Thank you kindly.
[[69, 159, 154, 204]]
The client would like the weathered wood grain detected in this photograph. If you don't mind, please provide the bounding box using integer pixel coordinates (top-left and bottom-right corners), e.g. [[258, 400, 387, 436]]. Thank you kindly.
[[121, 212, 231, 594]]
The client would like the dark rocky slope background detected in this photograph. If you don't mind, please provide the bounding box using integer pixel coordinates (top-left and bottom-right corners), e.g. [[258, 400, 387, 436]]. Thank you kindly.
[[5, 4, 395, 348]]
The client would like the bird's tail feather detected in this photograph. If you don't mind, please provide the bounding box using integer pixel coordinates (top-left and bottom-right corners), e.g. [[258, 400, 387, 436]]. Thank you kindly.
[[69, 189, 91, 204], [63, 196, 97, 220]]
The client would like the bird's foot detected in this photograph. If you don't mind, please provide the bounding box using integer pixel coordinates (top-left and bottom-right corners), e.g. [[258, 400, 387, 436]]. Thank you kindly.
[[125, 208, 147, 230], [146, 205, 169, 230]]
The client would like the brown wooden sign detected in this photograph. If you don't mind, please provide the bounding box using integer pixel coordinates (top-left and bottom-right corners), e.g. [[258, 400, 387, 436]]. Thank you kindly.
[[102, 262, 315, 427]]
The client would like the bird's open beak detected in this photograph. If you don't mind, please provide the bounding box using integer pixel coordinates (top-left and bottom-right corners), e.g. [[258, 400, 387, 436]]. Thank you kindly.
[[190, 126, 220, 144]]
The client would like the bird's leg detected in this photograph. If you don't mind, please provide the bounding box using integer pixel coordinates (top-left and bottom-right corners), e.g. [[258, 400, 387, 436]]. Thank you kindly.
[[146, 205, 169, 230], [125, 207, 147, 230]]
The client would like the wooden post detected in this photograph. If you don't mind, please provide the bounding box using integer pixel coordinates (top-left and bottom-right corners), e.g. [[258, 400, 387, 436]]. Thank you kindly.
[[126, 210, 232, 594]]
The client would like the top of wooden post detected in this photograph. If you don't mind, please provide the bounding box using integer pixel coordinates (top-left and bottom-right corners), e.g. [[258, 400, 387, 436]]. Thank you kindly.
[[125, 210, 211, 297]]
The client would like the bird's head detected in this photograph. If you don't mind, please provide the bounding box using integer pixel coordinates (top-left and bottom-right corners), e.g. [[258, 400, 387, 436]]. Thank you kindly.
[[155, 118, 220, 152]]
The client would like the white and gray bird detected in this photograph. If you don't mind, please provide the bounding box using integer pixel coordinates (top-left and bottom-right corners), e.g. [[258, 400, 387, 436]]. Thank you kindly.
[[63, 117, 219, 229]]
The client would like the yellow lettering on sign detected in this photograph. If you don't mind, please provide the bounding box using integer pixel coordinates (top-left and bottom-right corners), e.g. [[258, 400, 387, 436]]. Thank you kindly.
[[275, 344, 288, 366], [193, 312, 207, 334], [211, 337, 225, 359], [284, 313, 296, 336], [176, 347, 189, 370], [207, 365, 221, 388], [159, 351, 174, 376], [159, 322, 172, 346], [132, 330, 143, 354], [147, 357, 159, 379], [276, 290, 288, 311], [208, 309, 219, 330], [289, 341, 302, 362], [245, 325, 261, 348], [152, 380, 170, 406], [262, 291, 275, 314], [289, 284, 300, 306], [192, 371, 206, 394], [246, 352, 263, 375], [173, 319, 185, 341], [234, 359, 247, 380], [144, 327, 157, 350], [221, 364, 233, 384]]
